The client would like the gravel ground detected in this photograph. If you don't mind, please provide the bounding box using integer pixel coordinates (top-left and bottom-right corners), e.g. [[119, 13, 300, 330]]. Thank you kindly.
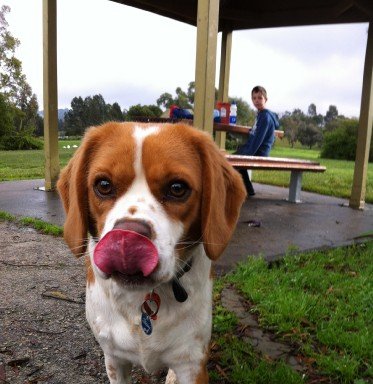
[[0, 221, 166, 384]]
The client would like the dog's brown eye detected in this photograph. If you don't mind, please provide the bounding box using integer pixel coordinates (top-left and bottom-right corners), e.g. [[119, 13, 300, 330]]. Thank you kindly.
[[165, 181, 190, 201], [94, 179, 115, 198]]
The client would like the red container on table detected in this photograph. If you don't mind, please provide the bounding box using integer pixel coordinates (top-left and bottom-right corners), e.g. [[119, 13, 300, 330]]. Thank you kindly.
[[216, 102, 230, 124]]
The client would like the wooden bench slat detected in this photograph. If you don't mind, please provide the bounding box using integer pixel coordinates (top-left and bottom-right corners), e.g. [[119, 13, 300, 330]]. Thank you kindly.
[[226, 154, 322, 166], [228, 162, 326, 172]]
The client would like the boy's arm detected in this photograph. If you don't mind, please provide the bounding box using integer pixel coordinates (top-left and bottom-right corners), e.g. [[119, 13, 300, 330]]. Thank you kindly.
[[239, 112, 270, 155]]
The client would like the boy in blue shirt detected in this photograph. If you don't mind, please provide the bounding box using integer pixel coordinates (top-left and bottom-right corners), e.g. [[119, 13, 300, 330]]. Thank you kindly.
[[235, 86, 279, 196]]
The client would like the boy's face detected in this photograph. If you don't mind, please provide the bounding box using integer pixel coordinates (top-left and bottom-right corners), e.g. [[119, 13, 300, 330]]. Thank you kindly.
[[251, 92, 267, 111]]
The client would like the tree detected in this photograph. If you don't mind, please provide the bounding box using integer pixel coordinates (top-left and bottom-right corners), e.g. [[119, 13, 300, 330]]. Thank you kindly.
[[229, 97, 255, 126], [64, 96, 86, 135], [0, 92, 13, 141], [324, 105, 338, 125], [108, 102, 124, 121], [281, 112, 299, 148], [156, 92, 174, 109], [157, 81, 214, 109], [280, 109, 305, 148], [307, 103, 324, 127], [187, 81, 195, 104], [85, 94, 108, 126], [321, 118, 373, 161], [34, 114, 44, 137], [0, 6, 37, 117], [126, 104, 162, 120], [175, 87, 191, 108], [0, 5, 21, 104], [156, 86, 193, 109], [324, 106, 345, 132], [64, 94, 125, 135], [0, 5, 41, 149], [297, 122, 323, 149], [308, 103, 317, 117], [291, 108, 306, 120], [63, 94, 130, 135]]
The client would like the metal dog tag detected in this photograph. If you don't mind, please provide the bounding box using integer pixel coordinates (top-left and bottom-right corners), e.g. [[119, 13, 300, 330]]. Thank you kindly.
[[141, 313, 153, 335], [140, 290, 161, 335]]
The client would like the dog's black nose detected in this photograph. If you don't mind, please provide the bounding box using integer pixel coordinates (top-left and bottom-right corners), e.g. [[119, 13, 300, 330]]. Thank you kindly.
[[113, 220, 152, 239]]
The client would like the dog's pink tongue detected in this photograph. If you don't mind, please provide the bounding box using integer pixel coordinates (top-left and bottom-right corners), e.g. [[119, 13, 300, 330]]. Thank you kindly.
[[93, 229, 158, 277]]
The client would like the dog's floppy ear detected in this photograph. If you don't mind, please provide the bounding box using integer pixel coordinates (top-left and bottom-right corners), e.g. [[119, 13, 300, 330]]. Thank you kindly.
[[57, 131, 95, 257], [194, 132, 246, 260]]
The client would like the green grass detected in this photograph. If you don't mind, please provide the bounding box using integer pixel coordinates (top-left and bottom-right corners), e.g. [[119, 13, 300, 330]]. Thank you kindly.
[[214, 242, 373, 383], [252, 143, 373, 203], [210, 288, 303, 384], [0, 210, 63, 236], [0, 140, 79, 181], [0, 210, 17, 222]]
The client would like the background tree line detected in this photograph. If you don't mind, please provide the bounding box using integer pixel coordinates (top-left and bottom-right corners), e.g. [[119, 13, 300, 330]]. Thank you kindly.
[[279, 104, 372, 161], [62, 82, 256, 136]]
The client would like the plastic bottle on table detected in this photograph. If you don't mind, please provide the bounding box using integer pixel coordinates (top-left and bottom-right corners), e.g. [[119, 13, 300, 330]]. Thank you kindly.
[[230, 101, 237, 125]]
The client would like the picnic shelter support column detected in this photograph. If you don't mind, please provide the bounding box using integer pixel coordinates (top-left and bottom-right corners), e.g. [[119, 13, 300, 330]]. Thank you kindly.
[[215, 29, 232, 149], [194, 0, 219, 135], [43, 0, 60, 191], [349, 22, 373, 210]]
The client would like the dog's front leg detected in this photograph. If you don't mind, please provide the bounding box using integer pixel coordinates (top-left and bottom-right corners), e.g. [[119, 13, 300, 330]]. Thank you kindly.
[[104, 354, 132, 384], [167, 360, 209, 384]]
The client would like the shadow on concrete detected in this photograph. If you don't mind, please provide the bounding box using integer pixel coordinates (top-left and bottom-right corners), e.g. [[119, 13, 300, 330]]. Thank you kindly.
[[1, 179, 372, 274]]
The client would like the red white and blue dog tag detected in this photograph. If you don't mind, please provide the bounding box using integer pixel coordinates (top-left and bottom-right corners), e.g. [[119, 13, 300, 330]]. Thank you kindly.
[[141, 291, 161, 335]]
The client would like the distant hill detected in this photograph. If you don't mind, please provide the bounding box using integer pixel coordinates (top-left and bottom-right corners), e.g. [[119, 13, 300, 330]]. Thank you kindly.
[[39, 108, 69, 121]]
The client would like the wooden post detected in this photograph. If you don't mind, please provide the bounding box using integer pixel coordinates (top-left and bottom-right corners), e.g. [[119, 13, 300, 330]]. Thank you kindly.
[[43, 0, 60, 191], [215, 29, 232, 149], [349, 23, 373, 210], [194, 0, 219, 135]]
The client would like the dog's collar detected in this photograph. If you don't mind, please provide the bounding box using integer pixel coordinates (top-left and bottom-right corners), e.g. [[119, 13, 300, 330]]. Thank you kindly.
[[171, 258, 193, 303]]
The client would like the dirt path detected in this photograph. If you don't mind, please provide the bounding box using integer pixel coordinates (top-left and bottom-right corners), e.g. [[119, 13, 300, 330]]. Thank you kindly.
[[0, 221, 107, 383], [0, 221, 166, 384]]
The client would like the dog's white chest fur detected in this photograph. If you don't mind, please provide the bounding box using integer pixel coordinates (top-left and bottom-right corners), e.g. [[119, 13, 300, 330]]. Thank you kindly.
[[86, 244, 212, 374]]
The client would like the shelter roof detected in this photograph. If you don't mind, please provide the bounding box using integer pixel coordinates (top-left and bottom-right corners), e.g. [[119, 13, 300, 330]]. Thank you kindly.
[[110, 0, 372, 30]]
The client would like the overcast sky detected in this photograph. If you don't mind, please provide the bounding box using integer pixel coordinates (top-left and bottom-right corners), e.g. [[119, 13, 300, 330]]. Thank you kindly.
[[3, 0, 369, 118]]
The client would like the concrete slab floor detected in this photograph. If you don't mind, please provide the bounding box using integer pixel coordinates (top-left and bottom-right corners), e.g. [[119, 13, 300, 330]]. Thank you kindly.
[[1, 179, 372, 273]]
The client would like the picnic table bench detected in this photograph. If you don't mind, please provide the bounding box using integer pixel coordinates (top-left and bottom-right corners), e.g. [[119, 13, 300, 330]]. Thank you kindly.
[[226, 154, 326, 203]]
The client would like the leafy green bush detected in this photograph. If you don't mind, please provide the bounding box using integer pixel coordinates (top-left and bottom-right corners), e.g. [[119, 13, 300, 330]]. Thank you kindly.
[[320, 118, 373, 161], [225, 137, 238, 151], [0, 132, 43, 150]]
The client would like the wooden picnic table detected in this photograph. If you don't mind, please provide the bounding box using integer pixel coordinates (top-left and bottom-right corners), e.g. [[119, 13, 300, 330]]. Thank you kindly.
[[213, 122, 284, 139]]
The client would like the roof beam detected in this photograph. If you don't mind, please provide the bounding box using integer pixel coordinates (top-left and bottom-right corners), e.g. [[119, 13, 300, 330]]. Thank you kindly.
[[355, 0, 373, 18], [220, 2, 369, 28], [112, 0, 196, 25]]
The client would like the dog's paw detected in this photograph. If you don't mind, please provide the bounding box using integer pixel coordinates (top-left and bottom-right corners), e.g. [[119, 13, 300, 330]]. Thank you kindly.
[[165, 369, 178, 384]]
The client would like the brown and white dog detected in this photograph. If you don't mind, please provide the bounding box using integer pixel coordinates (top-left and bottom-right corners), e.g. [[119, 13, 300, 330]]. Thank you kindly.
[[57, 122, 246, 384]]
